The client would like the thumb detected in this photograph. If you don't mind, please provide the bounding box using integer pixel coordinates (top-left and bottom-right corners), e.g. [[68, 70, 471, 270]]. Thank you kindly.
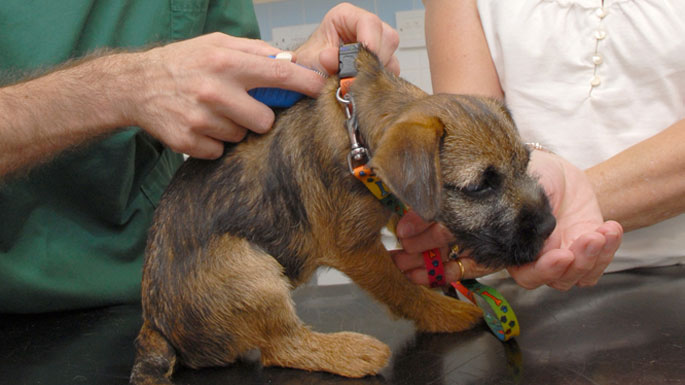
[[318, 46, 339, 75], [396, 210, 433, 238]]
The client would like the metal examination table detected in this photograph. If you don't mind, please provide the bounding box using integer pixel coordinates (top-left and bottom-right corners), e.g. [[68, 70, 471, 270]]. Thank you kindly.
[[2, 265, 683, 385]]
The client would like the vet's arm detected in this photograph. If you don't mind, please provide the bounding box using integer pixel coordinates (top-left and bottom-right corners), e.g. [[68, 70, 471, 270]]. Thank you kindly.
[[586, 118, 685, 232], [0, 52, 138, 177], [0, 34, 325, 177], [423, 0, 502, 98]]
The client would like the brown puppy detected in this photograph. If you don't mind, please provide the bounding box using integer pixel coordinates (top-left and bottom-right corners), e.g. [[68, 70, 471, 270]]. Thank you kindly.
[[130, 47, 555, 384]]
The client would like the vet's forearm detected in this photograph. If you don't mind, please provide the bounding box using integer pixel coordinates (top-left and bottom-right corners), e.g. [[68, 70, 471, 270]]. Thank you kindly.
[[586, 119, 685, 232], [0, 52, 142, 177], [423, 0, 503, 98]]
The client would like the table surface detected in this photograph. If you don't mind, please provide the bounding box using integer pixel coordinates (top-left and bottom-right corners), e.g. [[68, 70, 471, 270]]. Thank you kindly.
[[1, 265, 684, 385]]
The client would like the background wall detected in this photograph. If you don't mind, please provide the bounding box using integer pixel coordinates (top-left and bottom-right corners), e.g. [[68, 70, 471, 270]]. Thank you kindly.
[[252, 0, 430, 285]]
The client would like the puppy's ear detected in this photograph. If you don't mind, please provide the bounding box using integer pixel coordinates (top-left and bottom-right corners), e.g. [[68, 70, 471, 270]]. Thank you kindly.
[[369, 113, 444, 221]]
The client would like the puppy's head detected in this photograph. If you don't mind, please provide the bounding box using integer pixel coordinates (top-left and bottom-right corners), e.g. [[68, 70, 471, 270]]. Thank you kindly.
[[369, 94, 556, 268]]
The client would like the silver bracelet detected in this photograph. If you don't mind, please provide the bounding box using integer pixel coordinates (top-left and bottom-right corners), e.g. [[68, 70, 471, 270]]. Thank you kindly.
[[524, 142, 553, 153]]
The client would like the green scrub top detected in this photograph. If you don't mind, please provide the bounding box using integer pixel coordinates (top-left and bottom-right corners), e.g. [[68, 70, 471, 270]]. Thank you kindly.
[[0, 0, 260, 313]]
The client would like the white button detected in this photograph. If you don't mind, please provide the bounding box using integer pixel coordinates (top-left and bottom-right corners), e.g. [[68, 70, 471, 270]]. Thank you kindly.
[[591, 75, 601, 87], [592, 54, 603, 65], [594, 30, 607, 40], [595, 8, 607, 19]]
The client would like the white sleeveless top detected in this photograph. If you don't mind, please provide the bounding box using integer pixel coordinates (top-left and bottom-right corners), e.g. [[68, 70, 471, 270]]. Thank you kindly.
[[477, 0, 685, 271]]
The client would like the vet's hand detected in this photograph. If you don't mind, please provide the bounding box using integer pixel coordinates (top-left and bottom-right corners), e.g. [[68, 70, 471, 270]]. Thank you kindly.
[[130, 33, 326, 159], [392, 150, 623, 291], [295, 3, 400, 76]]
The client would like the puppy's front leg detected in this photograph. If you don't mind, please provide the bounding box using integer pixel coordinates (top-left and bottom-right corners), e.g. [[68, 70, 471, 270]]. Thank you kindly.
[[334, 243, 482, 333]]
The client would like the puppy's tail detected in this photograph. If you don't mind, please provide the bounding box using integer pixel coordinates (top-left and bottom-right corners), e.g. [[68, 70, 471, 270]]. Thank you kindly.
[[130, 320, 177, 385]]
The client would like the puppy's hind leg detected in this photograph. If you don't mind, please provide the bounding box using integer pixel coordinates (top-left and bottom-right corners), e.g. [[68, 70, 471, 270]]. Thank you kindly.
[[205, 237, 390, 378], [261, 327, 391, 378], [255, 277, 392, 377]]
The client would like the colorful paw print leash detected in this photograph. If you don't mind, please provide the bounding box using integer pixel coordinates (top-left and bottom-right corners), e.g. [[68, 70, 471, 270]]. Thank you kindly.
[[449, 280, 520, 341], [337, 43, 519, 342]]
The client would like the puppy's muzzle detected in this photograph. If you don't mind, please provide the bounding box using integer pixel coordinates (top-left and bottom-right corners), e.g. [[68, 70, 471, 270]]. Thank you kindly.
[[510, 191, 556, 265]]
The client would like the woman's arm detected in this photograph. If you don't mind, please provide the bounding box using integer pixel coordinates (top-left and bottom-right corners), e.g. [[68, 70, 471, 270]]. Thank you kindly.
[[587, 118, 685, 232], [423, 0, 502, 97]]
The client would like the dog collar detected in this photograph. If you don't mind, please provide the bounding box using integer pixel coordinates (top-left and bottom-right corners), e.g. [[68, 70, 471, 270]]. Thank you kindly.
[[336, 44, 519, 342], [338, 43, 358, 98]]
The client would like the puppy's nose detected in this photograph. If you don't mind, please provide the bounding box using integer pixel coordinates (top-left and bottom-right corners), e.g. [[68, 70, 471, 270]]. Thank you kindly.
[[537, 214, 556, 239]]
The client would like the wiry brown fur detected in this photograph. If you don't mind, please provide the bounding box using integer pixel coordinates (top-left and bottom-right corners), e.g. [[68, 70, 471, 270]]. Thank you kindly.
[[130, 47, 555, 384]]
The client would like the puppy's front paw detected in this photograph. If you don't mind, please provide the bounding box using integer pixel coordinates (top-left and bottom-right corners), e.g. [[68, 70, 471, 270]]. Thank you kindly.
[[413, 293, 483, 333]]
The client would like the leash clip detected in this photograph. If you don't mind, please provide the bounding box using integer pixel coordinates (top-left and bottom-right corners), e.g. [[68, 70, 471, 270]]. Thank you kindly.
[[336, 87, 369, 173]]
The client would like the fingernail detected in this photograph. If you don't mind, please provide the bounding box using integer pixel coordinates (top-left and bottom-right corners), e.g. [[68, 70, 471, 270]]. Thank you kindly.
[[274, 52, 294, 61]]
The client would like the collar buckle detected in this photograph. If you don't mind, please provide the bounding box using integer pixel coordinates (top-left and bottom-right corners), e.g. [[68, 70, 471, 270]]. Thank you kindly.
[[336, 86, 369, 173]]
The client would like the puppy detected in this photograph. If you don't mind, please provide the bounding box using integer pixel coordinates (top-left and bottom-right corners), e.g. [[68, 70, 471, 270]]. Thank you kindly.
[[130, 46, 555, 384]]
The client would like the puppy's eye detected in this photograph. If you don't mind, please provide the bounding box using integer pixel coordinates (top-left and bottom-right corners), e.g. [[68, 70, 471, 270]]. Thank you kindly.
[[462, 182, 493, 197], [451, 166, 500, 198], [443, 182, 493, 197]]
